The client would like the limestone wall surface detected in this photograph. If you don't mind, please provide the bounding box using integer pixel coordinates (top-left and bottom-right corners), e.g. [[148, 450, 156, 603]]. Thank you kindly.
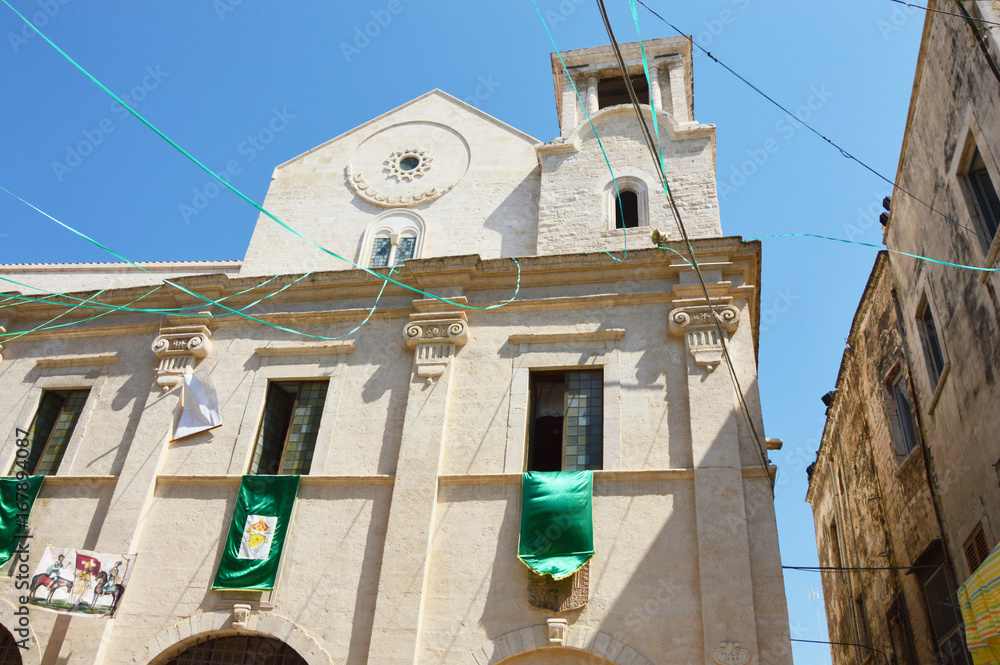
[[0, 240, 790, 665], [883, 0, 1000, 583]]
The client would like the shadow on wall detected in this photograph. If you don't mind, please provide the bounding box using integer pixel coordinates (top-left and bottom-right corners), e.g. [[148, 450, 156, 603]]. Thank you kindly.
[[481, 169, 542, 259]]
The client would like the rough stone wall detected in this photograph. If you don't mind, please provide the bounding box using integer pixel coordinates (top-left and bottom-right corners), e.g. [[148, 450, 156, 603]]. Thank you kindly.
[[808, 256, 941, 665], [883, 0, 1000, 583]]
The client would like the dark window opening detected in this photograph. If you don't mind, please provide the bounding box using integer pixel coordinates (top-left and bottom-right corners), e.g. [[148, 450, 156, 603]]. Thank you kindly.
[[921, 565, 973, 665], [598, 74, 649, 109], [166, 635, 307, 665], [890, 372, 918, 459], [964, 522, 991, 573], [854, 595, 873, 663], [250, 380, 328, 476], [615, 191, 640, 229], [918, 304, 945, 385], [16, 389, 89, 476], [887, 596, 917, 665], [527, 370, 603, 472], [829, 522, 842, 570], [969, 148, 1000, 239]]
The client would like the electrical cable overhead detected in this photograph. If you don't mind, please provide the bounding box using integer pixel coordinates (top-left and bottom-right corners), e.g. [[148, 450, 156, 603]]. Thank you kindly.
[[603, 0, 775, 489], [0, 0, 521, 313], [791, 639, 891, 665], [888, 0, 1000, 28], [783, 564, 942, 572], [633, 0, 992, 244]]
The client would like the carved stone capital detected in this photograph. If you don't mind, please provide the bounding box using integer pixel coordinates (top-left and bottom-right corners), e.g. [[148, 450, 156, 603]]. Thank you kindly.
[[152, 325, 212, 391], [668, 304, 740, 371], [713, 642, 750, 665], [546, 618, 569, 647], [403, 312, 469, 382]]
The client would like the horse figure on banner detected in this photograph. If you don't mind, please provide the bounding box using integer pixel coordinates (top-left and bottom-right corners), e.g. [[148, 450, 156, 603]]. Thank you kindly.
[[91, 560, 126, 614], [29, 572, 72, 604]]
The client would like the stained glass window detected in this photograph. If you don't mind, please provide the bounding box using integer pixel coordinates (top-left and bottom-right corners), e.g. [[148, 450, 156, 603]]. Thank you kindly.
[[395, 236, 416, 265], [527, 369, 603, 472], [369, 237, 391, 268], [18, 389, 89, 476], [250, 381, 328, 476]]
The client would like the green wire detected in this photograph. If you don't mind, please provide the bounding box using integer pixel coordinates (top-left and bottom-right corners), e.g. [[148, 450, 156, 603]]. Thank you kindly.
[[0, 0, 519, 311], [1, 289, 107, 342], [530, 0, 626, 262], [0, 285, 164, 338]]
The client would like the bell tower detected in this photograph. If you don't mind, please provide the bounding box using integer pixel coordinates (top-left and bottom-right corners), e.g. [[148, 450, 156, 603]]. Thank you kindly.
[[535, 37, 723, 256]]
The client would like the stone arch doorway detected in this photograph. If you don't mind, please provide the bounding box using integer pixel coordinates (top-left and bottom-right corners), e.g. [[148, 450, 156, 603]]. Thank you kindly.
[[158, 634, 306, 665], [496, 647, 622, 665], [0, 625, 23, 665]]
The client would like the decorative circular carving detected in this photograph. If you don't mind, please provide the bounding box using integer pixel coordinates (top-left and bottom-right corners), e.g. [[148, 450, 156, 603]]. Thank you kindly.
[[151, 337, 170, 354], [717, 306, 738, 325], [187, 335, 208, 352], [670, 310, 691, 328], [347, 121, 470, 208], [404, 323, 423, 342], [383, 148, 431, 182], [447, 322, 466, 337]]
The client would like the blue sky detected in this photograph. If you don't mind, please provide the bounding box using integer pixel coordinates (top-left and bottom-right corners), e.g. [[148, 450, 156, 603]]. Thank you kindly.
[[0, 1, 928, 661]]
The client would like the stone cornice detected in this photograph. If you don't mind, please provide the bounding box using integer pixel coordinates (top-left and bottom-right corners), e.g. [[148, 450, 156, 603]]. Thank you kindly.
[[437, 466, 775, 486], [507, 329, 625, 345], [154, 474, 395, 487], [0, 241, 761, 352], [255, 341, 356, 358], [35, 354, 119, 369]]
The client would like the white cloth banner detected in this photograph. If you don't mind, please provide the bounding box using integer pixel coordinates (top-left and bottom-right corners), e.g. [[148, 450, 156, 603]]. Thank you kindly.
[[172, 364, 222, 441]]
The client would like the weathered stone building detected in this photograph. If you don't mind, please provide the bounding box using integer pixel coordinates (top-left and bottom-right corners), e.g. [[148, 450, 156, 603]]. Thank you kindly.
[[0, 38, 793, 665], [808, 2, 1000, 663]]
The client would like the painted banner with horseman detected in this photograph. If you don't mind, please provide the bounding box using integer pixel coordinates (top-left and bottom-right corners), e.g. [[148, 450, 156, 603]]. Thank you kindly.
[[28, 546, 135, 618]]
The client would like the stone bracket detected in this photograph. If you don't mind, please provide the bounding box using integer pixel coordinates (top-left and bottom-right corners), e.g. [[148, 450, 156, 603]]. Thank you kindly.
[[546, 618, 568, 647], [403, 311, 469, 382], [152, 324, 212, 391], [668, 304, 740, 371]]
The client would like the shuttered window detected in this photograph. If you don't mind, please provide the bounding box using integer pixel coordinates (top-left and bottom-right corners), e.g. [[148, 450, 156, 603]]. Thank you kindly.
[[965, 522, 992, 573]]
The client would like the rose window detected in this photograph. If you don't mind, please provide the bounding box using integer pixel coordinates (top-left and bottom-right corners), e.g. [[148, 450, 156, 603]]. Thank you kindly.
[[383, 148, 431, 182]]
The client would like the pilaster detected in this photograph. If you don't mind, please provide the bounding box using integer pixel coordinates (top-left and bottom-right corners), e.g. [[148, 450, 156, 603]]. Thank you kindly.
[[669, 274, 759, 665], [366, 299, 469, 665], [664, 55, 690, 123]]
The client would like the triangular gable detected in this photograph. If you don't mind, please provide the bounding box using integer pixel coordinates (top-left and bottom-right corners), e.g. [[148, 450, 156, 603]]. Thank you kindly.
[[277, 89, 540, 170]]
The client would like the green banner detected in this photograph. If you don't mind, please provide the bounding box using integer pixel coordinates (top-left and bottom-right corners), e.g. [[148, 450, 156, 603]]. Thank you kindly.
[[212, 475, 299, 591], [518, 470, 594, 580], [0, 475, 43, 567]]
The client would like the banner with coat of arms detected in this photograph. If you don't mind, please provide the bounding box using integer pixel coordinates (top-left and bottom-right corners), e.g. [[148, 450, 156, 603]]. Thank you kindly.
[[28, 546, 135, 618], [212, 474, 299, 591]]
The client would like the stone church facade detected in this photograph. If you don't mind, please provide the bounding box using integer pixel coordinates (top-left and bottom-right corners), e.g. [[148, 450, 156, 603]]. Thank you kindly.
[[0, 38, 792, 665]]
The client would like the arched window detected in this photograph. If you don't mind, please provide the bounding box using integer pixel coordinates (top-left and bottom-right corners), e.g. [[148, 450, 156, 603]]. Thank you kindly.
[[165, 634, 306, 665], [615, 191, 639, 229], [360, 211, 425, 268], [0, 626, 23, 665], [604, 177, 648, 230]]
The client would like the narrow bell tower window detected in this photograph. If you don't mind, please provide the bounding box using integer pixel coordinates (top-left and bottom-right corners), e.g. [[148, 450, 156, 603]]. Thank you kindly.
[[615, 191, 640, 229]]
